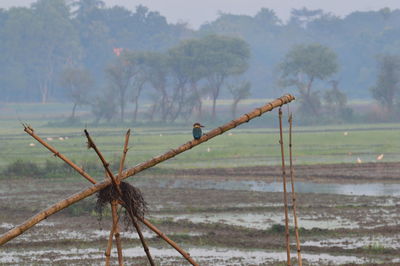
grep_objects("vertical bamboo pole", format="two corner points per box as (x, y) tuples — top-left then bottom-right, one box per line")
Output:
(112, 201), (124, 266)
(118, 129), (131, 183)
(288, 114), (302, 266)
(117, 129), (155, 266)
(105, 223), (114, 266)
(278, 108), (291, 266)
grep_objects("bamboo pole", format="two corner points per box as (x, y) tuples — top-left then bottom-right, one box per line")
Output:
(23, 125), (97, 185)
(0, 94), (295, 245)
(84, 129), (121, 194)
(112, 201), (124, 266)
(126, 210), (155, 266)
(118, 129), (131, 183)
(105, 201), (123, 266)
(288, 114), (302, 266)
(278, 108), (291, 266)
(139, 217), (199, 266)
(105, 222), (114, 266)
(110, 129), (130, 265)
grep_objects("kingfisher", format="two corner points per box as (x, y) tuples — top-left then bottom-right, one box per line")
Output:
(192, 122), (204, 140)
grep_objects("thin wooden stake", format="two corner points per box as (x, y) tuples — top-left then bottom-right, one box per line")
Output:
(0, 94), (295, 245)
(278, 108), (291, 266)
(288, 114), (302, 266)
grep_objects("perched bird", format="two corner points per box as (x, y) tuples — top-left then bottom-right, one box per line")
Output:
(192, 122), (205, 140)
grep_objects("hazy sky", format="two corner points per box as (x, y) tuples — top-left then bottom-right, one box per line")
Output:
(2, 0), (400, 28)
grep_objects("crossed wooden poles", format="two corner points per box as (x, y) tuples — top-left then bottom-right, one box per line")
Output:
(0, 94), (296, 265)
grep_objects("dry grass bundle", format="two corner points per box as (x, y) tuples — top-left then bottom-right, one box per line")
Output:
(95, 181), (147, 222)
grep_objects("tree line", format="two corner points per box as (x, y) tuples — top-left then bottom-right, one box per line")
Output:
(88, 34), (250, 123)
(1, 1), (400, 123)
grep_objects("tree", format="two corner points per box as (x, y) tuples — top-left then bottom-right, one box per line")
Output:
(124, 51), (149, 122)
(91, 88), (118, 124)
(168, 38), (207, 121)
(200, 35), (250, 120)
(59, 67), (93, 119)
(324, 80), (348, 117)
(370, 54), (400, 116)
(227, 81), (251, 118)
(31, 0), (80, 103)
(106, 52), (139, 122)
(279, 43), (338, 116)
(131, 51), (170, 122)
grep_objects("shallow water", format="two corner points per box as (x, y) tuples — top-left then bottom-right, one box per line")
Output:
(150, 179), (400, 197)
(0, 246), (370, 265)
(151, 212), (357, 230)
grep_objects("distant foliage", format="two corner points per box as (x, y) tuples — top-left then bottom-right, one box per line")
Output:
(370, 54), (400, 118)
(2, 2), (400, 123)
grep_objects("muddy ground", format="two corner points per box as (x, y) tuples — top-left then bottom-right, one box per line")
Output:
(0, 162), (399, 265)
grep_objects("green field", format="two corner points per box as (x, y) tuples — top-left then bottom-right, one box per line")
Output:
(1, 111), (399, 171)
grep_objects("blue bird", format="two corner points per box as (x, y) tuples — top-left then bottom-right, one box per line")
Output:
(192, 123), (204, 140)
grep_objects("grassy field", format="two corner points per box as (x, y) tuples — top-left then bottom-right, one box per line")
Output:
(1, 112), (400, 171)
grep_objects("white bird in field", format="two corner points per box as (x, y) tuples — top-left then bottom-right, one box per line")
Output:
(344, 132), (348, 136)
(46, 137), (53, 141)
(29, 143), (35, 147)
(207, 147), (211, 152)
(376, 154), (384, 160)
(58, 137), (64, 141)
(356, 157), (362, 164)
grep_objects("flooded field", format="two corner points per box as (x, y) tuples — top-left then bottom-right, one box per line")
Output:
(1, 162), (400, 265)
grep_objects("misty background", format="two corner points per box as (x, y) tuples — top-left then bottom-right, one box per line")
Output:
(1, 0), (400, 125)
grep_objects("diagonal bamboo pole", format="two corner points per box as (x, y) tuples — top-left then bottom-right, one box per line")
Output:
(278, 108), (291, 266)
(23, 125), (96, 185)
(85, 130), (155, 266)
(0, 94), (295, 246)
(288, 114), (302, 266)
(84, 129), (121, 194)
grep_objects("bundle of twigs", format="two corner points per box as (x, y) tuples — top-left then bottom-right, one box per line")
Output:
(95, 181), (147, 222)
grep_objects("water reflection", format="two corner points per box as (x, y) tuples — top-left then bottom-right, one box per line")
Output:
(152, 179), (400, 197)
